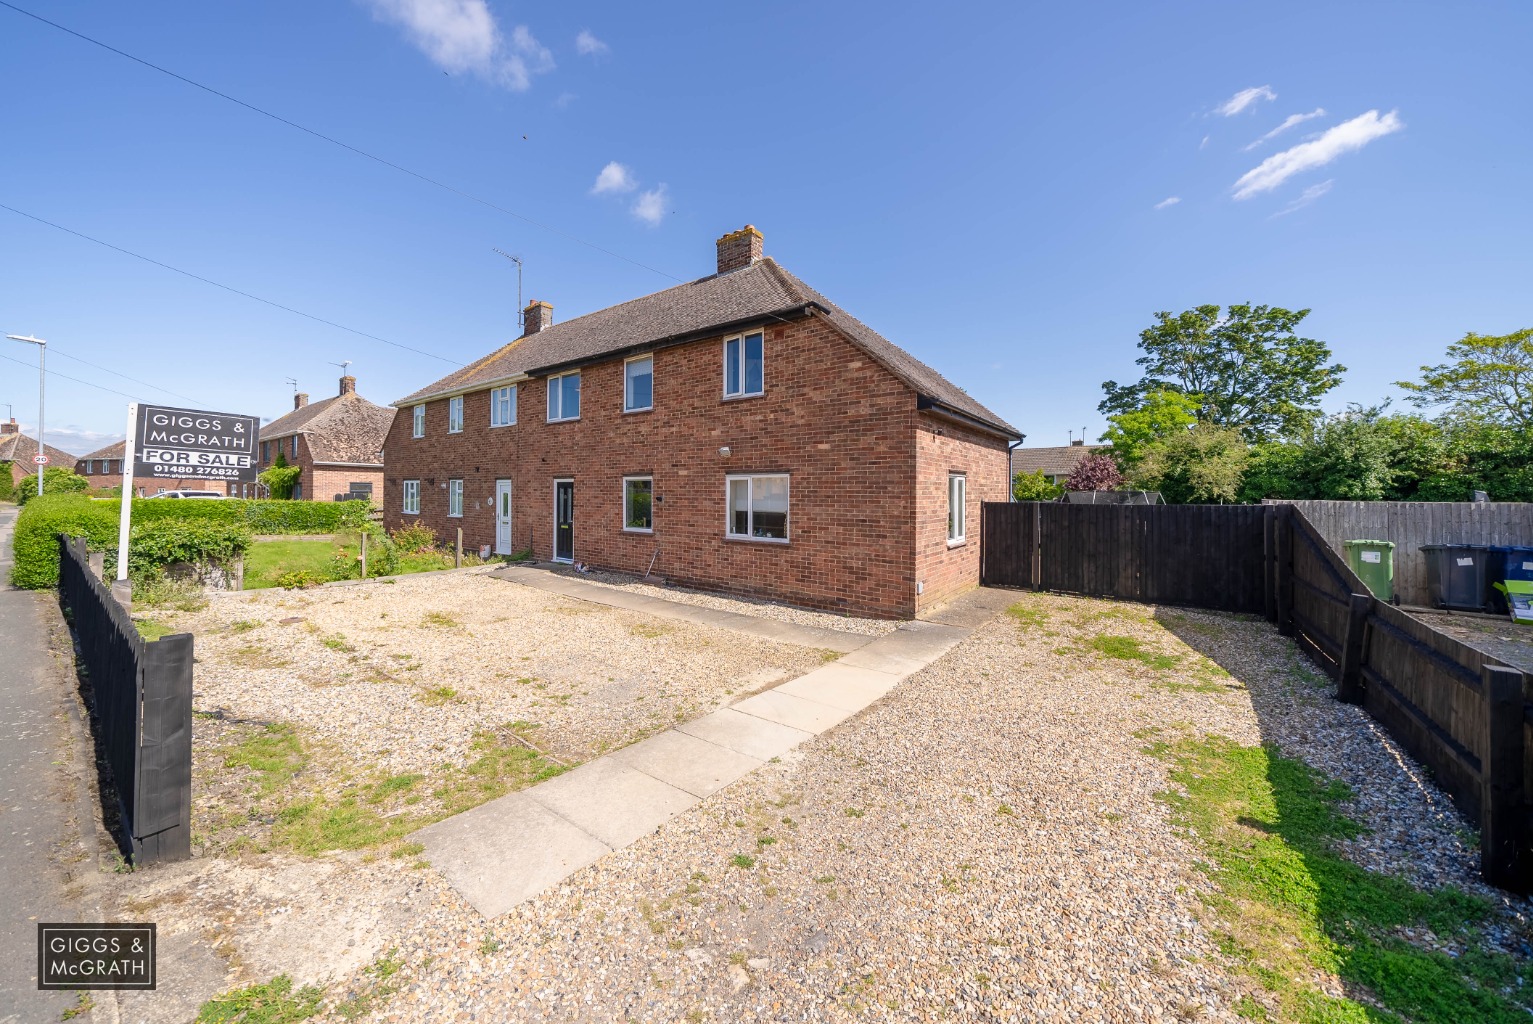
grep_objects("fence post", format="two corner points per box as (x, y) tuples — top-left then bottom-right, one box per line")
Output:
(1481, 664), (1529, 892)
(1275, 507), (1293, 636)
(1030, 501), (1042, 591)
(1336, 593), (1372, 704)
(133, 633), (194, 864)
(455, 527), (463, 568)
(1262, 506), (1276, 623)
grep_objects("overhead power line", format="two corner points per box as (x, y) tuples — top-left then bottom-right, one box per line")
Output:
(0, 1), (684, 284)
(1, 349), (143, 402)
(49, 347), (209, 405)
(0, 203), (462, 366)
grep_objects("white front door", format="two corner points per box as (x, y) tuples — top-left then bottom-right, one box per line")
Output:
(494, 479), (513, 555)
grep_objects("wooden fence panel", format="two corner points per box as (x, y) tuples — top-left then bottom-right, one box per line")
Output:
(980, 502), (1036, 588)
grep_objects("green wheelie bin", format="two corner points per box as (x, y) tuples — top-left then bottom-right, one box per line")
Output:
(1343, 539), (1396, 602)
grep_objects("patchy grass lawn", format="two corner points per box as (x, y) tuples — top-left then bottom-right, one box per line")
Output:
(243, 540), (336, 589)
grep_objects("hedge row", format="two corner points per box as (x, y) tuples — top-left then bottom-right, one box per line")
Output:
(9, 494), (371, 589)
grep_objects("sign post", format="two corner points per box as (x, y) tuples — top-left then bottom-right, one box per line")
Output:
(113, 403), (261, 606)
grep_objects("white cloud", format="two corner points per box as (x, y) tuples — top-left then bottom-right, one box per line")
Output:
(1242, 108), (1327, 151)
(591, 161), (637, 195)
(1154, 196), (1181, 210)
(553, 91), (577, 110)
(1273, 179), (1334, 217)
(1217, 85), (1277, 116)
(575, 30), (608, 56)
(1232, 109), (1402, 199)
(1199, 135), (1210, 150)
(632, 185), (669, 226)
(363, 0), (553, 89)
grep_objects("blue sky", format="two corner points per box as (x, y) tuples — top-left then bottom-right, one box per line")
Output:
(3, 1), (1530, 454)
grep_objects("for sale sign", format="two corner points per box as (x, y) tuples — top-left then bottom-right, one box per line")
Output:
(132, 404), (260, 483)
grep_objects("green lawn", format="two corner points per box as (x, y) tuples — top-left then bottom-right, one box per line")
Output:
(243, 538), (482, 589)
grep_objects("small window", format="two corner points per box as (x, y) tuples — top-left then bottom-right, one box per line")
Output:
(290, 435), (298, 459)
(723, 331), (764, 398)
(624, 477), (653, 532)
(412, 404), (425, 438)
(84, 460), (94, 475)
(448, 479), (464, 518)
(948, 473), (967, 545)
(725, 474), (788, 542)
(261, 440), (269, 462)
(490, 385), (517, 427)
(624, 356), (653, 413)
(448, 396), (464, 433)
(547, 372), (581, 421)
(402, 479), (420, 514)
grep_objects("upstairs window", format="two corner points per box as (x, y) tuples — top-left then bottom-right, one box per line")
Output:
(261, 440), (270, 462)
(723, 331), (764, 398)
(948, 473), (967, 545)
(726, 474), (788, 542)
(547, 372), (581, 421)
(84, 460), (94, 474)
(624, 356), (653, 413)
(412, 404), (425, 438)
(402, 479), (420, 514)
(490, 385), (517, 427)
(290, 435), (298, 459)
(448, 396), (464, 433)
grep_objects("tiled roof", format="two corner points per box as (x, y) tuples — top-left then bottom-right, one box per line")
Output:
(1011, 444), (1109, 477)
(78, 440), (126, 462)
(395, 259), (1019, 437)
(259, 392), (393, 465)
(0, 431), (78, 468)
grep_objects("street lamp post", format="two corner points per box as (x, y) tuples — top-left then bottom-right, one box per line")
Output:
(6, 334), (47, 497)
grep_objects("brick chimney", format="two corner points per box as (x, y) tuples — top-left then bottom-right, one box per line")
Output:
(1, 417), (17, 435)
(339, 375), (357, 396)
(716, 225), (763, 274)
(294, 392), (309, 410)
(522, 300), (553, 337)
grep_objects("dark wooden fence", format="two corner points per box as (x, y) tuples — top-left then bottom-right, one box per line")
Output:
(58, 536), (193, 865)
(981, 500), (1532, 892)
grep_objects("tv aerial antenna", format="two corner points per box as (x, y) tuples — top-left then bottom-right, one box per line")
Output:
(284, 377), (298, 394)
(330, 360), (353, 375)
(492, 248), (524, 330)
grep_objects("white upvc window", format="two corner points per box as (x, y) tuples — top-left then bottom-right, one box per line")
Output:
(623, 476), (653, 532)
(624, 355), (653, 413)
(547, 372), (581, 421)
(725, 473), (789, 542)
(448, 395), (464, 433)
(84, 460), (94, 474)
(290, 435), (298, 459)
(412, 404), (425, 438)
(402, 479), (420, 514)
(490, 385), (517, 427)
(948, 473), (967, 545)
(723, 330), (764, 398)
(448, 479), (464, 518)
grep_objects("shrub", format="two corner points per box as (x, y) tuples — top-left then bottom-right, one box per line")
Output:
(109, 498), (371, 535)
(122, 520), (252, 582)
(10, 494), (117, 589)
(390, 519), (436, 554)
(1064, 452), (1126, 492)
(328, 527), (399, 581)
(0, 464), (14, 503)
(1012, 469), (1063, 502)
(16, 467), (89, 507)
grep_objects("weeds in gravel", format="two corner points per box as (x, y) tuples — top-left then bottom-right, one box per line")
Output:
(223, 724), (307, 796)
(1006, 601), (1050, 628)
(230, 643), (291, 670)
(227, 619), (263, 633)
(1149, 734), (1532, 1023)
(194, 974), (324, 1023)
(417, 685), (458, 706)
(629, 622), (672, 638)
(134, 618), (173, 641)
(731, 854), (756, 869)
(321, 634), (353, 652)
(419, 611), (460, 628)
(1087, 635), (1181, 671)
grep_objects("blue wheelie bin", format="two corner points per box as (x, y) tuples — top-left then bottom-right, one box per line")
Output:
(1488, 546), (1533, 615)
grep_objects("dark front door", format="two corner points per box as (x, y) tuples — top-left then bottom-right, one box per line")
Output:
(555, 479), (574, 562)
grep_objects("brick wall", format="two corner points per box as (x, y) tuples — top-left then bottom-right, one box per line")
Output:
(385, 313), (1001, 618)
(256, 434), (380, 502)
(913, 415), (1010, 614)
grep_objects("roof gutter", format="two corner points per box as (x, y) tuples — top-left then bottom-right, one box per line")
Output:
(916, 395), (1023, 441)
(391, 372), (532, 409)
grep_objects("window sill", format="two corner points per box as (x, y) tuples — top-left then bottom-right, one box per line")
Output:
(947, 538), (967, 549)
(447, 514), (463, 519)
(623, 406), (653, 415)
(412, 434), (425, 440)
(489, 422), (516, 429)
(723, 535), (789, 546)
(721, 392), (764, 403)
(623, 527), (654, 535)
(547, 416), (581, 424)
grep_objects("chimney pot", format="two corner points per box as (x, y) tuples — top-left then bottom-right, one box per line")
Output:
(522, 300), (553, 337)
(0, 418), (17, 436)
(715, 224), (763, 274)
(294, 392), (310, 410)
(339, 375), (357, 396)
(1070, 439), (1084, 446)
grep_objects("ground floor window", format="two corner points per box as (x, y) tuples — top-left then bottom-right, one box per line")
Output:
(948, 473), (966, 544)
(448, 479), (463, 517)
(402, 479), (420, 514)
(624, 476), (653, 532)
(726, 474), (788, 542)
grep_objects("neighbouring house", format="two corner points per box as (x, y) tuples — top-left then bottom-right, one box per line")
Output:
(257, 376), (393, 501)
(0, 417), (77, 495)
(75, 440), (232, 497)
(384, 225), (1021, 619)
(1011, 440), (1110, 486)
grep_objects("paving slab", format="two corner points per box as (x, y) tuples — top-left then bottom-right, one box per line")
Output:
(525, 758), (698, 849)
(609, 730), (764, 798)
(676, 707), (814, 761)
(414, 793), (611, 918)
(775, 662), (902, 711)
(732, 688), (856, 733)
(921, 585), (1021, 628)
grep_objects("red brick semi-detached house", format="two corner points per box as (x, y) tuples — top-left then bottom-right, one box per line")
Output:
(384, 226), (1021, 619)
(257, 376), (393, 501)
(75, 440), (231, 496)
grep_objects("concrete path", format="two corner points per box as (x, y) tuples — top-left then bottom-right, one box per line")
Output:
(414, 590), (1001, 918)
(488, 564), (875, 654)
(0, 505), (108, 1022)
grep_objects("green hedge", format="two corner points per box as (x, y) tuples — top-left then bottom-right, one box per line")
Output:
(9, 495), (371, 589)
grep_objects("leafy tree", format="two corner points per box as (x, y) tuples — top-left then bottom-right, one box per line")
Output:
(1064, 452), (1125, 491)
(1012, 469), (1063, 502)
(1100, 304), (1345, 441)
(1101, 388), (1199, 468)
(1398, 327), (1533, 429)
(1131, 422), (1249, 503)
(258, 451), (302, 500)
(1413, 419), (1533, 502)
(1238, 407), (1445, 502)
(16, 466), (90, 506)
